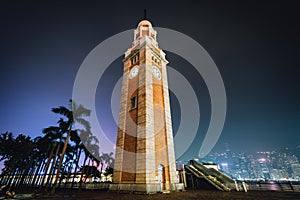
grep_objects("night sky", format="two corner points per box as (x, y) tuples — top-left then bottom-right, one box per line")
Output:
(0, 0), (299, 161)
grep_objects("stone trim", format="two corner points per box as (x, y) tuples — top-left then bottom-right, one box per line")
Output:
(109, 183), (184, 193)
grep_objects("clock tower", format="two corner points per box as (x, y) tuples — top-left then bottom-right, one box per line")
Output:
(110, 20), (182, 193)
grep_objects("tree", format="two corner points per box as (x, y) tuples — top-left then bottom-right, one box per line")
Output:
(70, 130), (84, 188)
(78, 129), (100, 188)
(0, 133), (35, 190)
(41, 126), (63, 191)
(30, 136), (51, 189)
(50, 100), (91, 194)
(0, 100), (100, 194)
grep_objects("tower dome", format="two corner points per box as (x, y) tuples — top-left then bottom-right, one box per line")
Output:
(138, 20), (152, 28)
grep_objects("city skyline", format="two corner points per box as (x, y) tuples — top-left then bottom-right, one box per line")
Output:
(202, 144), (300, 181)
(0, 1), (299, 162)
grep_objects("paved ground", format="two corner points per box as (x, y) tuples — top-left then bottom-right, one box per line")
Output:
(32, 190), (300, 200)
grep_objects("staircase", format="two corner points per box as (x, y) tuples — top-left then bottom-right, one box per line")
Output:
(185, 159), (239, 191)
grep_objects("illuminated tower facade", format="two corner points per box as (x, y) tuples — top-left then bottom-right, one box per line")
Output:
(110, 20), (181, 193)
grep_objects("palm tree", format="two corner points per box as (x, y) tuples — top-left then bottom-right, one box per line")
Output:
(0, 133), (36, 192)
(70, 130), (83, 188)
(63, 142), (78, 188)
(31, 136), (50, 189)
(57, 142), (74, 189)
(0, 132), (14, 185)
(0, 100), (99, 194)
(78, 129), (100, 188)
(14, 135), (35, 190)
(42, 125), (66, 192)
(50, 100), (91, 194)
(38, 143), (56, 191)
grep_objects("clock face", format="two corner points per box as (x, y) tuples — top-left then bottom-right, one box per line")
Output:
(152, 66), (161, 80)
(129, 66), (139, 79)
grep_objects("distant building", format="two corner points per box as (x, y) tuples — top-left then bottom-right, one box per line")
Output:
(199, 147), (300, 181)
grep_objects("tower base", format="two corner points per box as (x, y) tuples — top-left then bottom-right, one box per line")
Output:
(109, 183), (184, 193)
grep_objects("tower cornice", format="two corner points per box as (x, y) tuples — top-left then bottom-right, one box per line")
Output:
(123, 42), (168, 64)
(122, 49), (139, 63)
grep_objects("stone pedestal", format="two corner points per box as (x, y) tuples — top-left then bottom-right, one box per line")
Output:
(109, 183), (184, 193)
